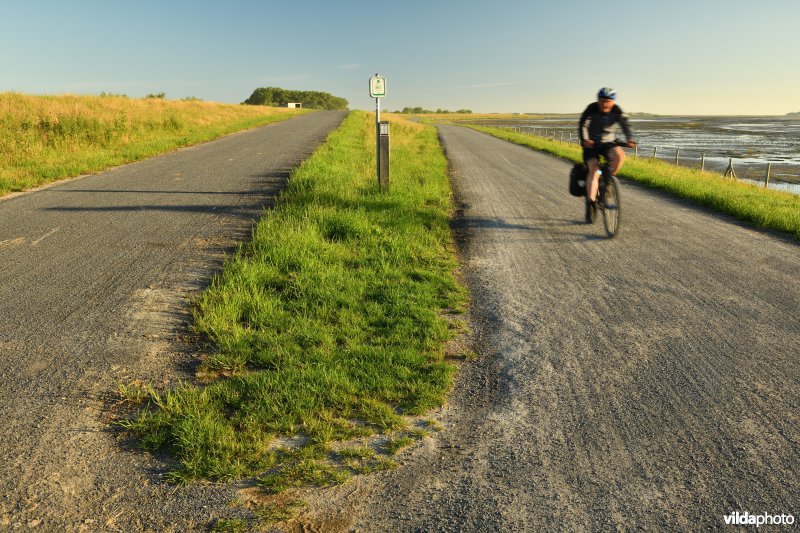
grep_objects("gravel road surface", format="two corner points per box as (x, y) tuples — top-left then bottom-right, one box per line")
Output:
(0, 110), (345, 530)
(296, 125), (799, 531)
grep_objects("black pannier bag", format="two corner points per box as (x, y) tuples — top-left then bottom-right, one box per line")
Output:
(569, 163), (587, 197)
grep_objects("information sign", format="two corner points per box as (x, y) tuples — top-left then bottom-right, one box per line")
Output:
(369, 75), (386, 98)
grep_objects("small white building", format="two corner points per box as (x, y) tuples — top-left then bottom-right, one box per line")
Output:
(286, 103), (302, 108)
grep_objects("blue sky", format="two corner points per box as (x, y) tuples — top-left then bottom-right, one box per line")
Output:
(1, 0), (798, 115)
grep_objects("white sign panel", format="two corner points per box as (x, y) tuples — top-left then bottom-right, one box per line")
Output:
(369, 75), (386, 98)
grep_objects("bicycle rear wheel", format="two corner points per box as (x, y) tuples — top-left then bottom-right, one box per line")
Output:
(602, 175), (621, 238)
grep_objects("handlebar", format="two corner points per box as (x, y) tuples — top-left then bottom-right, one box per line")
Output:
(580, 139), (637, 149)
(598, 139), (637, 149)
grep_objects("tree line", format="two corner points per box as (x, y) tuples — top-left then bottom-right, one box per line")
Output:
(243, 87), (348, 110)
(394, 107), (473, 114)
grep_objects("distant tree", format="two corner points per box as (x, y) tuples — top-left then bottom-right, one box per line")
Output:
(243, 87), (348, 110)
(398, 107), (471, 114)
(145, 92), (166, 99)
(400, 106), (431, 114)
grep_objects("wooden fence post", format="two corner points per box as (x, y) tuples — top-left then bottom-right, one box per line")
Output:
(701, 152), (706, 171)
(723, 158), (737, 179)
(653, 147), (658, 159)
(765, 163), (772, 188)
(675, 148), (680, 166)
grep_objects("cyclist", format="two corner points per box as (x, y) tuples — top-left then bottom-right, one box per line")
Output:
(578, 87), (636, 223)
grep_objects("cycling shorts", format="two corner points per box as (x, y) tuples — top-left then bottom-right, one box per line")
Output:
(582, 145), (614, 164)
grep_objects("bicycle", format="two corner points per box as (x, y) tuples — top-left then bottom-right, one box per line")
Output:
(584, 140), (629, 238)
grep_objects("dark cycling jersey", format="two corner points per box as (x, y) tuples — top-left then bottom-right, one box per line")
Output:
(578, 102), (632, 145)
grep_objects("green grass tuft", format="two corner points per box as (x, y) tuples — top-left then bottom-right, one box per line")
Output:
(383, 436), (416, 455)
(253, 498), (306, 523)
(211, 518), (249, 532)
(119, 111), (468, 491)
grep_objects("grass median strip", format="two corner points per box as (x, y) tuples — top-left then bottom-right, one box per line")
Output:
(0, 92), (306, 196)
(119, 111), (467, 494)
(465, 124), (800, 239)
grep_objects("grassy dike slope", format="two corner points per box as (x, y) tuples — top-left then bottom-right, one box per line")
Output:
(465, 125), (800, 239)
(0, 93), (306, 196)
(120, 112), (467, 495)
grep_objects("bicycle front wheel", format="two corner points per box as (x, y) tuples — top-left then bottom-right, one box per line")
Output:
(602, 175), (621, 238)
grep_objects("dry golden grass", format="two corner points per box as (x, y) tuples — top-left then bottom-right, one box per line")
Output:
(0, 92), (306, 196)
(365, 113), (426, 150)
(0, 92), (298, 125)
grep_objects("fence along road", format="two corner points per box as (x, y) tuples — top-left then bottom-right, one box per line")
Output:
(301, 124), (799, 531)
(0, 110), (346, 529)
(500, 124), (800, 194)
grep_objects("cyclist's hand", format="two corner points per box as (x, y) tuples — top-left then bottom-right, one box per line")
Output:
(582, 140), (595, 148)
(626, 140), (637, 148)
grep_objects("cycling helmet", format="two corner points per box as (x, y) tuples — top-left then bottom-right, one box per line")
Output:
(598, 87), (617, 100)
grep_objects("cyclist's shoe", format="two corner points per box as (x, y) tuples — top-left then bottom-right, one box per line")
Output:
(585, 199), (597, 224)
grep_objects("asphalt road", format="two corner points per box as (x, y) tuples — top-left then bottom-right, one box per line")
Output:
(0, 110), (346, 530)
(298, 125), (799, 531)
